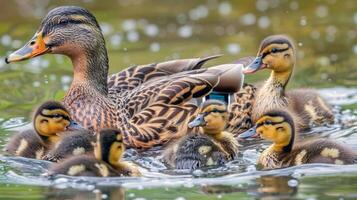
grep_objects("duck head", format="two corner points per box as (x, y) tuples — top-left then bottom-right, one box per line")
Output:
(34, 101), (82, 139)
(239, 110), (295, 152)
(188, 99), (228, 136)
(5, 6), (108, 93)
(94, 129), (125, 165)
(244, 35), (296, 75)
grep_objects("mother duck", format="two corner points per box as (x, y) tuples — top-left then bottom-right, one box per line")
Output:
(5, 6), (245, 148)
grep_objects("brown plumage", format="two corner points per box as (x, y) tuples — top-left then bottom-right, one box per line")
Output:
(4, 101), (81, 159)
(43, 129), (95, 162)
(239, 110), (357, 170)
(49, 129), (141, 177)
(6, 6), (247, 149)
(242, 35), (334, 130)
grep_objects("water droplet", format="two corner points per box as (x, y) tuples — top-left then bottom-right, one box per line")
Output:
(99, 23), (113, 36)
(122, 19), (137, 31)
(127, 30), (140, 42)
(353, 45), (357, 55)
(241, 13), (256, 25)
(110, 34), (122, 48)
(258, 16), (270, 29)
(218, 2), (232, 15)
(178, 25), (193, 38)
(144, 24), (159, 37)
(256, 0), (269, 11)
(226, 43), (241, 55)
(300, 16), (307, 26)
(150, 42), (160, 52)
(298, 42), (303, 47)
(288, 179), (299, 187)
(1, 35), (12, 46)
(316, 5), (328, 18)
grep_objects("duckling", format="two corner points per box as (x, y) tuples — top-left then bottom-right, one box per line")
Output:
(243, 35), (334, 130)
(49, 129), (141, 177)
(239, 110), (357, 169)
(42, 129), (95, 162)
(164, 100), (239, 170)
(5, 101), (81, 159)
(5, 6), (246, 149)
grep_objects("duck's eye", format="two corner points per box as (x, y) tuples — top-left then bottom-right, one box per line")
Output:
(271, 48), (278, 53)
(53, 114), (61, 118)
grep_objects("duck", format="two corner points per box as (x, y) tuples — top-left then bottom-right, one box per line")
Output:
(5, 101), (82, 159)
(49, 129), (141, 177)
(5, 6), (247, 149)
(238, 110), (357, 169)
(241, 35), (334, 130)
(42, 129), (95, 162)
(163, 99), (239, 170)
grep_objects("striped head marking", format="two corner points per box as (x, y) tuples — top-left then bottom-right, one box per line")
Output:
(244, 35), (295, 74)
(34, 101), (73, 137)
(94, 129), (125, 165)
(188, 100), (228, 135)
(240, 110), (295, 152)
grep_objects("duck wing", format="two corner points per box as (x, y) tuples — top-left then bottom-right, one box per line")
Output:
(122, 67), (223, 118)
(107, 55), (220, 98)
(124, 103), (198, 149)
(226, 83), (257, 135)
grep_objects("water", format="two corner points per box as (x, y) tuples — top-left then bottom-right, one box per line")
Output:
(0, 0), (357, 199)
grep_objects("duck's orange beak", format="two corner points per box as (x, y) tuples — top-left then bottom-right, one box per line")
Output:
(5, 32), (49, 63)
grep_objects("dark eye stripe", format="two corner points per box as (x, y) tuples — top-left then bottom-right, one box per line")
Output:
(41, 113), (70, 121)
(257, 121), (282, 127)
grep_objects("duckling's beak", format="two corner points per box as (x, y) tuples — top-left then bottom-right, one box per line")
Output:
(238, 126), (258, 139)
(188, 114), (206, 128)
(243, 55), (264, 74)
(67, 120), (83, 131)
(5, 32), (49, 63)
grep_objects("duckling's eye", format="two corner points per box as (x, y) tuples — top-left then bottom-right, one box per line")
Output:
(264, 120), (273, 125)
(271, 48), (278, 53)
(52, 114), (62, 118)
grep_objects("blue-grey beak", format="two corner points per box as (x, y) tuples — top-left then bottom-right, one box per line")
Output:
(67, 120), (83, 131)
(188, 114), (206, 128)
(243, 55), (263, 74)
(238, 126), (257, 139)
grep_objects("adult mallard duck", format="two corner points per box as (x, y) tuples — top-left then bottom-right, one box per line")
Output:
(5, 101), (81, 159)
(239, 110), (357, 169)
(242, 35), (334, 130)
(164, 100), (239, 170)
(6, 6), (246, 149)
(49, 129), (141, 177)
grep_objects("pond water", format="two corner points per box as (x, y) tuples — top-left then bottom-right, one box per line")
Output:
(0, 0), (357, 199)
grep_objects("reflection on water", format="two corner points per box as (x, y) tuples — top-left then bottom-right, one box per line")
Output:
(0, 0), (357, 199)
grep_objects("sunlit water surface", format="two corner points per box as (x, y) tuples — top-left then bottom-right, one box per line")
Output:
(1, 0), (357, 199)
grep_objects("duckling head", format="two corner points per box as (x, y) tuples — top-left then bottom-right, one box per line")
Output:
(239, 110), (295, 152)
(34, 101), (81, 138)
(244, 35), (296, 75)
(94, 129), (125, 165)
(188, 100), (228, 136)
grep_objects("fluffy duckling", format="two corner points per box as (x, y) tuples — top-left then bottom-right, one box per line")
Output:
(42, 129), (95, 162)
(49, 129), (141, 177)
(239, 110), (357, 169)
(164, 100), (239, 170)
(5, 101), (81, 159)
(244, 35), (334, 130)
